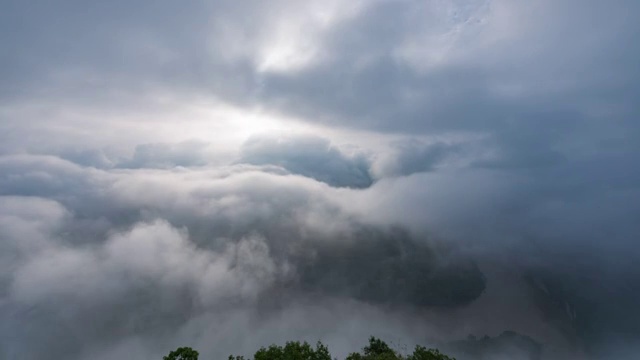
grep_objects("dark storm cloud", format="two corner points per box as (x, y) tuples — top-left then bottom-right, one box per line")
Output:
(371, 140), (462, 178)
(352, 166), (640, 358)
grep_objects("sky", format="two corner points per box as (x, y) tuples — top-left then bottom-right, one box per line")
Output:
(1, 0), (639, 359)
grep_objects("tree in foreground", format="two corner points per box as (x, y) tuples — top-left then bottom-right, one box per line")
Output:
(165, 336), (454, 360)
(346, 337), (455, 360)
(163, 347), (199, 360)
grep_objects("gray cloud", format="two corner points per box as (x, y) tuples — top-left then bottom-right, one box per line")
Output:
(0, 155), (491, 359)
(0, 152), (625, 359)
(1, 0), (639, 359)
(238, 135), (373, 188)
(117, 141), (213, 169)
(371, 140), (462, 178)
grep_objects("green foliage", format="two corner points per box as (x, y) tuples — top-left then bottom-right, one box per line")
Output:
(364, 337), (395, 357)
(347, 337), (399, 360)
(346, 337), (455, 360)
(249, 341), (331, 360)
(167, 337), (454, 360)
(406, 346), (455, 360)
(163, 346), (199, 360)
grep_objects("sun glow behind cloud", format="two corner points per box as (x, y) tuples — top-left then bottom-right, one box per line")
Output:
(256, 0), (366, 73)
(0, 92), (321, 164)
